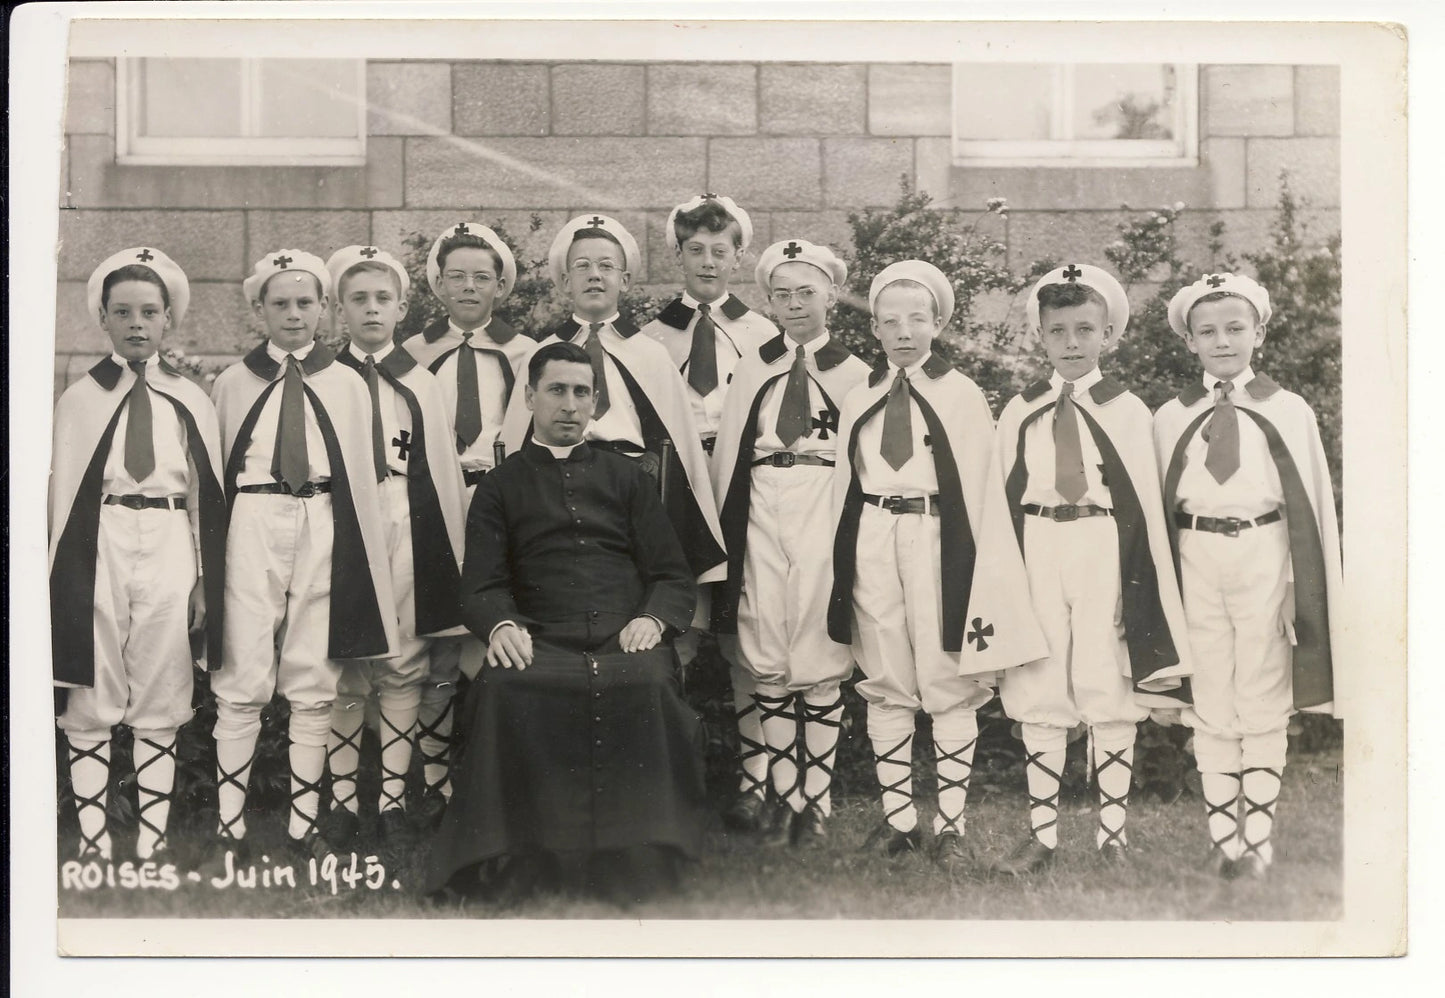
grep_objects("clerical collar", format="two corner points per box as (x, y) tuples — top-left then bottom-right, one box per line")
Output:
(450, 317), (492, 340)
(1204, 366), (1253, 392)
(538, 440), (583, 460)
(110, 352), (159, 371)
(786, 331), (831, 356)
(267, 339), (317, 364)
(681, 290), (725, 311)
(348, 340), (395, 364)
(571, 314), (621, 339)
(1050, 365), (1102, 394)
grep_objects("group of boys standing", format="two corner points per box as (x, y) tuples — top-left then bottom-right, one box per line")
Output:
(50, 188), (1342, 900)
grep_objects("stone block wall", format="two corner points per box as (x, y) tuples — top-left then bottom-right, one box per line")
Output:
(57, 59), (1338, 389)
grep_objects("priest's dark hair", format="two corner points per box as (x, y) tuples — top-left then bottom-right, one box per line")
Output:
(437, 231), (504, 277)
(101, 264), (169, 311)
(528, 340), (594, 388)
(1036, 281), (1106, 315)
(674, 200), (742, 248)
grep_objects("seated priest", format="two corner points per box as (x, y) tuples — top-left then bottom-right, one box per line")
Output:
(425, 340), (706, 907)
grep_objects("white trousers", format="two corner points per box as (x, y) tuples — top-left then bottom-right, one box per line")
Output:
(1000, 516), (1146, 728)
(337, 477), (430, 699)
(1178, 521), (1293, 772)
(58, 505), (196, 740)
(852, 506), (993, 719)
(213, 492), (341, 737)
(738, 465), (853, 695)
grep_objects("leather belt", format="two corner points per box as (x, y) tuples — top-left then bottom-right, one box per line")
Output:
(236, 481), (333, 498)
(1023, 502), (1114, 522)
(862, 493), (940, 516)
(103, 494), (186, 511)
(1175, 509), (1282, 537)
(752, 452), (835, 468)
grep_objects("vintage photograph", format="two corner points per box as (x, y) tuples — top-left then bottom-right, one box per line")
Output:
(8, 5), (1409, 966)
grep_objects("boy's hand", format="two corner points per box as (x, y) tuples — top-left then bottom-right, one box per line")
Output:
(486, 623), (533, 670)
(188, 580), (206, 634)
(619, 616), (663, 653)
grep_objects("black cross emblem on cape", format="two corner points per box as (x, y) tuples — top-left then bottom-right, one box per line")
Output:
(588, 216), (606, 228)
(274, 255), (293, 269)
(136, 249), (155, 263)
(811, 409), (835, 440)
(1062, 264), (1082, 281)
(1207, 275), (1226, 288)
(392, 430), (412, 460)
(453, 223), (470, 236)
(783, 241), (803, 259)
(360, 247), (378, 258)
(967, 617), (994, 651)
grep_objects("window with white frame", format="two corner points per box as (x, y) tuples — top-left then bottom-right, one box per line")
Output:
(116, 58), (366, 166)
(952, 64), (1198, 167)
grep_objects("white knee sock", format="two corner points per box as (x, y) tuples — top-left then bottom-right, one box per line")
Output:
(1020, 734), (1065, 849)
(799, 693), (845, 817)
(416, 687), (455, 799)
(327, 696), (366, 816)
(1093, 739), (1135, 848)
(132, 730), (178, 860)
(377, 695), (419, 814)
(214, 733), (257, 841)
(753, 690), (801, 810)
(67, 736), (112, 860)
(1201, 771), (1243, 860)
(870, 733), (917, 832)
(734, 691), (768, 797)
(1241, 766), (1283, 866)
(934, 737), (977, 837)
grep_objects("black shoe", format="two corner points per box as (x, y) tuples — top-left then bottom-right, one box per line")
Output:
(413, 788), (449, 832)
(1097, 840), (1131, 866)
(1231, 852), (1270, 881)
(760, 797), (795, 848)
(931, 830), (970, 871)
(991, 837), (1056, 876)
(321, 808), (361, 854)
(376, 807), (413, 866)
(859, 821), (922, 858)
(194, 833), (251, 884)
(790, 802), (828, 848)
(722, 791), (766, 832)
(288, 826), (334, 866)
(1203, 846), (1236, 879)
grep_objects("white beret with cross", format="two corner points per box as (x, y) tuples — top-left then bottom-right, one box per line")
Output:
(243, 249), (332, 305)
(1167, 272), (1273, 338)
(1026, 262), (1131, 347)
(325, 244), (410, 301)
(547, 213), (641, 290)
(426, 220), (517, 302)
(869, 259), (955, 328)
(88, 246), (191, 330)
(664, 193), (754, 253)
(755, 237), (848, 290)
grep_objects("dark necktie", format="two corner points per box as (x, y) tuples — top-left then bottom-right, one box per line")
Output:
(776, 345), (812, 447)
(1204, 380), (1240, 484)
(362, 355), (388, 483)
(1054, 381), (1087, 503)
(455, 332), (482, 453)
(687, 302), (719, 397)
(583, 322), (611, 418)
(880, 368), (914, 471)
(124, 360), (155, 482)
(272, 355), (310, 493)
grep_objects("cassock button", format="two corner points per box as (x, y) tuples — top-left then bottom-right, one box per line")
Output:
(595, 739), (603, 747)
(593, 715), (602, 723)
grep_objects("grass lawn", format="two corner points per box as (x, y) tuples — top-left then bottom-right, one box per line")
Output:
(57, 750), (1340, 922)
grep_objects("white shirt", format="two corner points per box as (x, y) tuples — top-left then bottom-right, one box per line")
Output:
(669, 293), (775, 439)
(1175, 366), (1284, 519)
(436, 319), (514, 472)
(1020, 366), (1112, 508)
(348, 341), (409, 476)
(856, 358), (939, 496)
(754, 332), (840, 461)
(235, 339), (332, 487)
(101, 352), (191, 499)
(570, 315), (645, 451)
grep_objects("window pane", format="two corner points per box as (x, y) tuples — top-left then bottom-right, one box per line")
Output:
(1072, 64), (1176, 140)
(142, 58), (243, 137)
(955, 64), (1054, 140)
(256, 59), (359, 138)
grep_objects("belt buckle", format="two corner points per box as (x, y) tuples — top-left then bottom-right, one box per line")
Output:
(293, 482), (316, 499)
(122, 495), (145, 511)
(1222, 516), (1243, 537)
(774, 452), (796, 468)
(883, 495), (903, 512)
(1053, 504), (1079, 522)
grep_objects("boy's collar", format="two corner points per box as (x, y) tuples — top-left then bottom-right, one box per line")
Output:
(1178, 369), (1281, 406)
(90, 352), (181, 390)
(559, 314), (640, 340)
(758, 330), (851, 371)
(1020, 368), (1126, 405)
(337, 340), (416, 377)
(1049, 366), (1103, 394)
(659, 293), (750, 329)
(867, 347), (950, 388)
(1204, 365), (1254, 392)
(347, 340), (395, 364)
(244, 339), (336, 380)
(448, 316), (491, 339)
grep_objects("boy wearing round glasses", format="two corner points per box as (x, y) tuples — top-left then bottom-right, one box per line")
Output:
(710, 238), (870, 848)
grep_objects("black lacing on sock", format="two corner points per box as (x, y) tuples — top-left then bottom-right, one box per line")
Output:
(326, 720), (363, 813)
(934, 737), (977, 836)
(753, 691), (800, 802)
(1239, 766), (1281, 861)
(1025, 750), (1062, 840)
(215, 753), (252, 841)
(874, 734), (915, 826)
(289, 768), (325, 840)
(377, 709), (414, 814)
(734, 701), (768, 798)
(1094, 747), (1135, 849)
(416, 698), (454, 795)
(798, 696), (844, 812)
(133, 736), (177, 855)
(68, 741), (110, 858)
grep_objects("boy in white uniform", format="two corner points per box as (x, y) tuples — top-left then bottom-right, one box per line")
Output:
(640, 194), (777, 830)
(710, 238), (871, 847)
(404, 222), (534, 828)
(829, 261), (1047, 866)
(1155, 273), (1343, 879)
(982, 264), (1191, 875)
(50, 247), (226, 863)
(320, 245), (468, 856)
(207, 249), (398, 866)
(500, 213), (727, 586)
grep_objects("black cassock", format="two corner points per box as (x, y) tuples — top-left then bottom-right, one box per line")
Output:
(425, 440), (705, 901)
